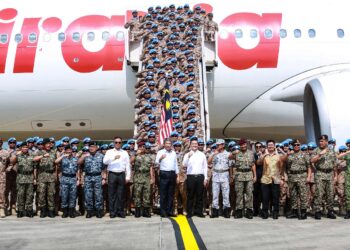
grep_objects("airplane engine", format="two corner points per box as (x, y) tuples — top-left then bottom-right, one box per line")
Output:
(304, 72), (350, 146)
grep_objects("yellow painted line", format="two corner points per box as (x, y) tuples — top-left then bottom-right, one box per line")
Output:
(172, 215), (199, 250)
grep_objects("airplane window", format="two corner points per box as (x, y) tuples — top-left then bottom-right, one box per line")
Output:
(235, 29), (243, 38)
(102, 31), (110, 41)
(14, 34), (22, 43)
(264, 29), (273, 39)
(72, 32), (80, 42)
(0, 34), (8, 44)
(58, 32), (66, 42)
(337, 29), (345, 38)
(280, 29), (287, 38)
(87, 32), (95, 42)
(250, 29), (258, 38)
(294, 29), (302, 38)
(308, 29), (316, 38)
(28, 33), (37, 43)
(116, 31), (125, 41)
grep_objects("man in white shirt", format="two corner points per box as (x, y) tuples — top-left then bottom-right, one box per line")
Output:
(183, 139), (208, 217)
(155, 138), (179, 217)
(103, 137), (131, 218)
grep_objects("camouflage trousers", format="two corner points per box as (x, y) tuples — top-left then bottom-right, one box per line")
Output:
(60, 176), (77, 209)
(345, 174), (350, 210)
(134, 180), (151, 208)
(0, 180), (5, 209)
(16, 183), (34, 211)
(288, 178), (308, 210)
(334, 180), (345, 209)
(212, 172), (230, 209)
(307, 182), (316, 210)
(37, 181), (56, 210)
(174, 181), (187, 212)
(235, 180), (253, 210)
(314, 178), (334, 212)
(84, 175), (103, 210)
(5, 170), (17, 209)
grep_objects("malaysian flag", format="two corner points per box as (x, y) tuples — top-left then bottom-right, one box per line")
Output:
(158, 79), (173, 145)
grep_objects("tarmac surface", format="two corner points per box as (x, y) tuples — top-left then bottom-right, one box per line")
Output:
(0, 214), (350, 250)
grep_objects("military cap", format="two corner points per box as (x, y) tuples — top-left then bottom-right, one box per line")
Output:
(190, 118), (197, 123)
(149, 97), (157, 102)
(70, 138), (80, 144)
(147, 44), (155, 50)
(64, 145), (72, 150)
(122, 144), (130, 150)
(61, 136), (70, 142)
(151, 24), (158, 29)
(148, 6), (153, 11)
(174, 123), (183, 128)
(83, 137), (91, 144)
(150, 124), (158, 129)
(233, 145), (241, 150)
(147, 114), (156, 120)
(144, 120), (151, 126)
(146, 64), (154, 69)
(36, 138), (43, 145)
(206, 139), (214, 145)
(188, 43), (195, 48)
(157, 15), (163, 20)
(238, 138), (247, 145)
(184, 50), (192, 55)
(185, 81), (194, 87)
(170, 58), (177, 63)
(163, 17), (170, 22)
(166, 41), (174, 46)
(26, 137), (34, 143)
(187, 125), (196, 131)
(143, 89), (151, 95)
(147, 72), (154, 77)
(108, 143), (114, 149)
(190, 135), (198, 141)
(72, 146), (78, 152)
(187, 56), (194, 61)
(179, 23), (186, 28)
(82, 146), (89, 152)
(329, 138), (336, 144)
(188, 10), (194, 14)
(170, 131), (179, 137)
(173, 88), (180, 93)
(100, 144), (108, 150)
(198, 138), (204, 144)
(180, 43), (186, 47)
(195, 5), (201, 10)
(300, 144), (307, 151)
(147, 132), (156, 137)
(307, 142), (317, 148)
(318, 135), (328, 141)
(42, 138), (51, 145)
(171, 97), (179, 102)
(281, 140), (289, 147)
(153, 58), (161, 63)
(156, 5), (161, 9)
(188, 104), (196, 110)
(172, 113), (180, 120)
(145, 76), (153, 80)
(187, 64), (194, 68)
(33, 136), (39, 142)
(166, 61), (172, 65)
(145, 142), (152, 148)
(200, 9), (206, 13)
(339, 145), (347, 152)
(192, 27), (199, 31)
(171, 105), (179, 110)
(49, 137), (55, 142)
(194, 17), (201, 21)
(208, 12), (213, 16)
(186, 96), (195, 102)
(148, 81), (156, 86)
(184, 3), (190, 8)
(177, 5), (183, 9)
(211, 143), (217, 149)
(216, 139), (225, 145)
(187, 18), (194, 23)
(157, 31), (164, 36)
(188, 72), (195, 77)
(149, 49), (157, 54)
(190, 36), (198, 41)
(144, 103), (152, 109)
(173, 141), (182, 146)
(89, 141), (97, 146)
(228, 141), (236, 147)
(17, 141), (25, 148)
(176, 16), (182, 20)
(127, 139), (135, 145)
(187, 109), (196, 115)
(169, 50), (176, 55)
(276, 143), (283, 148)
(346, 139), (350, 144)
(8, 137), (16, 143)
(132, 10), (138, 14)
(169, 4), (175, 8)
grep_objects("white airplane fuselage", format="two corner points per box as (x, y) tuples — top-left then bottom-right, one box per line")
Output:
(0, 0), (349, 142)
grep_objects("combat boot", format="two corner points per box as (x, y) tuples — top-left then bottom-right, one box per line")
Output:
(327, 210), (336, 219)
(314, 211), (322, 220)
(17, 211), (24, 218)
(286, 209), (298, 219)
(62, 208), (69, 218)
(86, 210), (93, 218)
(299, 209), (307, 220)
(48, 210), (55, 218)
(245, 209), (253, 219)
(40, 208), (47, 218)
(69, 208), (76, 218)
(234, 209), (243, 219)
(344, 210), (350, 219)
(96, 210), (103, 218)
(143, 208), (151, 218)
(223, 208), (230, 218)
(26, 210), (34, 218)
(210, 208), (218, 218)
(272, 211), (279, 219)
(261, 210), (269, 219)
(135, 207), (141, 218)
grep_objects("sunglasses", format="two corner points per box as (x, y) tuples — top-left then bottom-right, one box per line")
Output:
(114, 141), (122, 144)
(256, 145), (262, 148)
(293, 143), (301, 146)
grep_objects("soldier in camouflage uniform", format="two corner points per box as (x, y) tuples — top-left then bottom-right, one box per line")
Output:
(33, 138), (57, 218)
(311, 135), (337, 219)
(337, 143), (350, 219)
(55, 145), (79, 218)
(283, 139), (311, 220)
(11, 142), (36, 218)
(233, 139), (256, 219)
(133, 142), (155, 218)
(0, 138), (10, 218)
(124, 10), (142, 41)
(173, 141), (187, 216)
(6, 137), (18, 216)
(335, 147), (346, 216)
(78, 141), (106, 218)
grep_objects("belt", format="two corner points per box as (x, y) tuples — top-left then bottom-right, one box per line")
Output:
(109, 171), (125, 175)
(213, 169), (229, 173)
(85, 173), (101, 177)
(18, 170), (33, 175)
(188, 174), (204, 178)
(41, 170), (54, 174)
(317, 169), (333, 173)
(236, 169), (251, 173)
(160, 170), (175, 173)
(289, 170), (306, 175)
(62, 173), (76, 178)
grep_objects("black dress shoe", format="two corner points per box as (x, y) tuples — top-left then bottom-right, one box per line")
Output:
(142, 208), (151, 218)
(315, 211), (322, 220)
(327, 210), (336, 219)
(26, 210), (34, 218)
(48, 210), (55, 218)
(69, 208), (76, 218)
(86, 211), (93, 218)
(272, 211), (278, 220)
(195, 213), (205, 218)
(168, 213), (177, 217)
(62, 208), (69, 218)
(109, 213), (116, 218)
(135, 207), (141, 218)
(40, 208), (47, 218)
(17, 211), (24, 218)
(118, 212), (126, 218)
(344, 211), (350, 219)
(96, 210), (104, 218)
